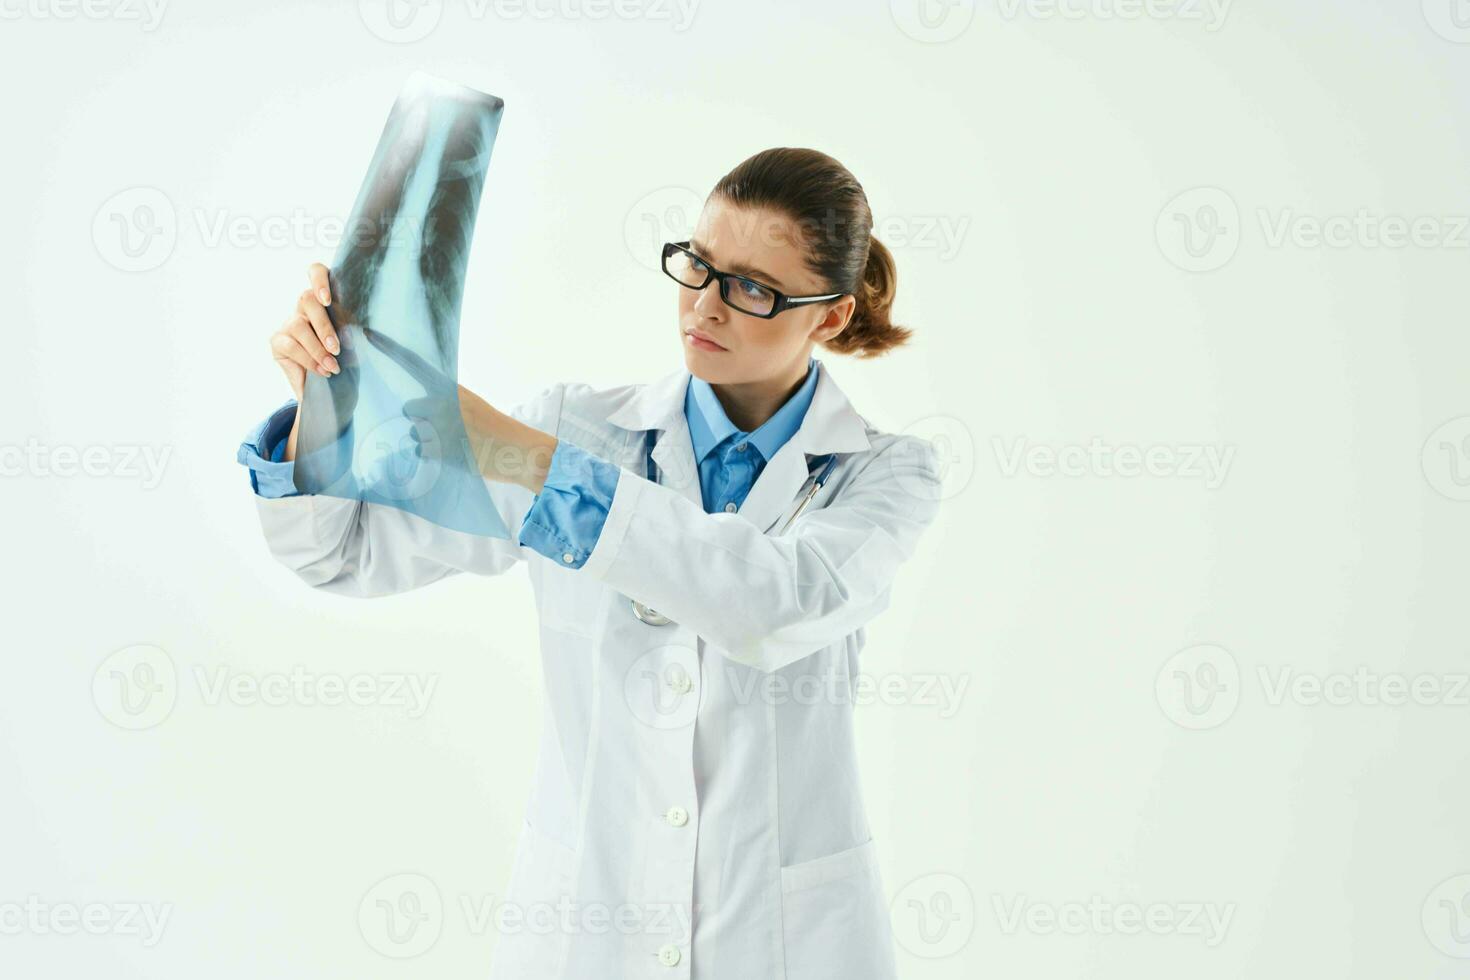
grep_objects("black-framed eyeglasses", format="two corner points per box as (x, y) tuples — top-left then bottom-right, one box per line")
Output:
(661, 241), (845, 319)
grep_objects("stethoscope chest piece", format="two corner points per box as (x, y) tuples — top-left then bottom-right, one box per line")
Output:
(631, 599), (673, 627)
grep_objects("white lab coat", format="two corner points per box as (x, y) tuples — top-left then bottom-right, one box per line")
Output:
(253, 359), (942, 979)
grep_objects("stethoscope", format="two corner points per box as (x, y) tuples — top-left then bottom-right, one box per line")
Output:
(628, 430), (841, 628)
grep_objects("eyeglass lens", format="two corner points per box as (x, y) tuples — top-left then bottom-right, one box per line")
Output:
(665, 246), (777, 316)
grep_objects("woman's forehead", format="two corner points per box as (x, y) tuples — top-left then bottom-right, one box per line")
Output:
(693, 202), (816, 289)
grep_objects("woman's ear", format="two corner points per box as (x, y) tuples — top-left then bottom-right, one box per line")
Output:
(810, 296), (856, 343)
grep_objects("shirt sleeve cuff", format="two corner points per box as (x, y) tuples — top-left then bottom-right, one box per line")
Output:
(516, 439), (621, 569)
(235, 400), (301, 499)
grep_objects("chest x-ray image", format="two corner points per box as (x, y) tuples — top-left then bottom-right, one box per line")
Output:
(292, 72), (509, 538)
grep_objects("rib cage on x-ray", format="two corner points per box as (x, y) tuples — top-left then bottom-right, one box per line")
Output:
(292, 73), (510, 538)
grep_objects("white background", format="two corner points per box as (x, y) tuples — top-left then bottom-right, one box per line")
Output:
(3, 0), (1470, 977)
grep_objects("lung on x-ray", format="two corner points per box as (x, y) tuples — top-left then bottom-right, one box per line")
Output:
(292, 72), (510, 538)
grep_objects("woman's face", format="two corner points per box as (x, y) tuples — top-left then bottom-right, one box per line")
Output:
(676, 198), (855, 385)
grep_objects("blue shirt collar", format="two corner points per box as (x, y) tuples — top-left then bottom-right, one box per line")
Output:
(685, 356), (819, 464)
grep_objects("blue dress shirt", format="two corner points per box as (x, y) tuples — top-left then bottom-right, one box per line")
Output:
(683, 355), (819, 516)
(237, 357), (820, 569)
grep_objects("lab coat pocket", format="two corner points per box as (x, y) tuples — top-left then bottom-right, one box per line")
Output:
(779, 838), (897, 980)
(489, 819), (579, 980)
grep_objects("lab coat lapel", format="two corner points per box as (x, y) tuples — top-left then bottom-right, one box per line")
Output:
(733, 438), (811, 533)
(604, 359), (872, 531)
(731, 360), (872, 534)
(649, 419), (703, 507)
(606, 366), (703, 508)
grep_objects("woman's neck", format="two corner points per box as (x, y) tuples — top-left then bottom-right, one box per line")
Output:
(709, 358), (811, 433)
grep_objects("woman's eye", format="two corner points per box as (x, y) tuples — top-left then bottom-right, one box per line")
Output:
(738, 279), (765, 298)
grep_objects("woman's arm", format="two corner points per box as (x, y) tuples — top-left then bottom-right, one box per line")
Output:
(242, 262), (577, 597)
(461, 387), (944, 673)
(240, 384), (566, 597)
(575, 437), (942, 672)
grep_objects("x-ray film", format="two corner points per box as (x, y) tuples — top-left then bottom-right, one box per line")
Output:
(293, 73), (509, 538)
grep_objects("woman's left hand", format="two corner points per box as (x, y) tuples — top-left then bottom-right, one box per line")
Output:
(454, 385), (559, 495)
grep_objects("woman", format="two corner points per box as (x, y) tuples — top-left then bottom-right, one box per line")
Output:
(238, 147), (943, 980)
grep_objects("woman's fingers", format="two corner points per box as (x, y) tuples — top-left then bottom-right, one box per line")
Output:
(271, 333), (307, 397)
(288, 316), (338, 375)
(274, 316), (337, 377)
(307, 262), (332, 307)
(295, 287), (341, 356)
(271, 329), (320, 378)
(268, 263), (338, 401)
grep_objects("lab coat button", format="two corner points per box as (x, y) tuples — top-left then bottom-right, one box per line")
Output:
(658, 943), (681, 966)
(669, 669), (692, 694)
(665, 806), (689, 827)
(723, 502), (737, 513)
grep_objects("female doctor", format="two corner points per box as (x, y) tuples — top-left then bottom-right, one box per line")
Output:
(238, 147), (943, 980)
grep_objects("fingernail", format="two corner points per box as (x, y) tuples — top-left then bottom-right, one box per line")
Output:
(325, 356), (340, 374)
(317, 364), (331, 377)
(318, 288), (331, 305)
(326, 336), (339, 354)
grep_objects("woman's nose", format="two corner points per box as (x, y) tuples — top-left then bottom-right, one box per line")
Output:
(692, 279), (728, 319)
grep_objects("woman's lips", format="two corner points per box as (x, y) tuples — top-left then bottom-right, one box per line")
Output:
(685, 330), (727, 352)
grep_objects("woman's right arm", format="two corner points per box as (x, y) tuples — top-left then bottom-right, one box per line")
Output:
(239, 263), (550, 597)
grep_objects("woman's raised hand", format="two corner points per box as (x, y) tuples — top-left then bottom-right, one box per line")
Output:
(269, 263), (342, 400)
(261, 262), (557, 487)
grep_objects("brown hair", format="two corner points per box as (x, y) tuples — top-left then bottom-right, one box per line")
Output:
(709, 147), (912, 358)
